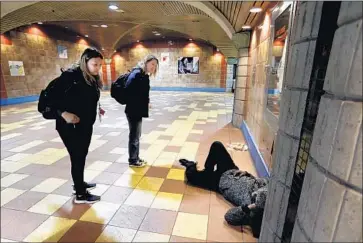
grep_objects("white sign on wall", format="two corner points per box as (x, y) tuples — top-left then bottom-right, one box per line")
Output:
(8, 61), (25, 76)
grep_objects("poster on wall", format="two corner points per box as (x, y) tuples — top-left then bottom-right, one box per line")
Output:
(57, 45), (68, 59)
(8, 61), (25, 76)
(160, 52), (170, 65)
(178, 57), (199, 74)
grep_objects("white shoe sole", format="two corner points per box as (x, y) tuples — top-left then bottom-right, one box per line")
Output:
(74, 198), (100, 204)
(72, 186), (96, 195)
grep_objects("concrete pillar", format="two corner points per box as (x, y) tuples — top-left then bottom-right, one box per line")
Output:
(291, 2), (362, 242)
(259, 2), (324, 241)
(232, 48), (249, 127)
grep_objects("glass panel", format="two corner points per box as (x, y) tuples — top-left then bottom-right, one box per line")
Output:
(267, 5), (292, 117)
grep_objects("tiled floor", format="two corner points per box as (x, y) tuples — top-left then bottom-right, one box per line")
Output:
(1, 91), (257, 242)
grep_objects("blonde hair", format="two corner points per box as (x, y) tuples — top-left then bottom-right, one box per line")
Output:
(136, 54), (159, 77)
(72, 48), (103, 89)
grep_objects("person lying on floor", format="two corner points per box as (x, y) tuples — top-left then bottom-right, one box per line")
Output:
(179, 141), (268, 238)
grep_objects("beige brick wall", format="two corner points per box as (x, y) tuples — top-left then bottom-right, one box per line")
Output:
(1, 27), (91, 98)
(111, 41), (225, 88)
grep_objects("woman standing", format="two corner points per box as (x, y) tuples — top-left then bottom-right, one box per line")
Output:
(53, 48), (103, 203)
(125, 55), (159, 167)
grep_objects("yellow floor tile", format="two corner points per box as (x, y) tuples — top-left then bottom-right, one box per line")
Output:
(136, 177), (164, 191)
(1, 188), (26, 206)
(159, 152), (178, 160)
(167, 169), (185, 181)
(1, 173), (29, 187)
(124, 166), (149, 176)
(152, 158), (174, 168)
(124, 189), (157, 207)
(133, 231), (170, 242)
(190, 130), (204, 135)
(1, 160), (30, 173)
(84, 169), (102, 182)
(80, 201), (121, 224)
(150, 192), (183, 211)
(23, 216), (76, 242)
(96, 225), (137, 242)
(38, 148), (59, 155)
(114, 174), (143, 188)
(172, 212), (209, 240)
(87, 161), (113, 171)
(30, 178), (67, 193)
(28, 194), (70, 215)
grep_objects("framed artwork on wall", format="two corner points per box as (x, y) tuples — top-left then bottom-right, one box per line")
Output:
(178, 57), (199, 74)
(8, 61), (25, 76)
(57, 45), (68, 59)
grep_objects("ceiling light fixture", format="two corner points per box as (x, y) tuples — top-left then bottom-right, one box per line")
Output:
(115, 9), (125, 13)
(109, 4), (119, 10)
(155, 33), (161, 36)
(91, 25), (99, 28)
(250, 7), (262, 13)
(189, 38), (193, 41)
(85, 35), (89, 37)
(137, 40), (140, 42)
(100, 24), (108, 28)
(242, 25), (251, 30)
(37, 22), (43, 25)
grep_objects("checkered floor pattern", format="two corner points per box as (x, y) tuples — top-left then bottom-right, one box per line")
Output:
(1, 91), (257, 242)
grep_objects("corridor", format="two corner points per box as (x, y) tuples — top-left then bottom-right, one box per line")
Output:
(1, 91), (257, 242)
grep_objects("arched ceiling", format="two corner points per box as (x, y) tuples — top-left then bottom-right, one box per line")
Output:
(1, 1), (276, 58)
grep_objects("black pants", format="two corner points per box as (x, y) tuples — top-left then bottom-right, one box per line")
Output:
(185, 141), (239, 191)
(126, 114), (142, 163)
(57, 124), (93, 195)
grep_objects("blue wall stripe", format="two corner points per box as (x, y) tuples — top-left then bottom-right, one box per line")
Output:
(151, 87), (225, 92)
(268, 89), (281, 95)
(0, 95), (39, 106)
(240, 120), (270, 178)
(0, 87), (226, 106)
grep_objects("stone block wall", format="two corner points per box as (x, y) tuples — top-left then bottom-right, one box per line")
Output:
(291, 2), (362, 242)
(259, 1), (323, 241)
(111, 41), (226, 89)
(0, 26), (91, 98)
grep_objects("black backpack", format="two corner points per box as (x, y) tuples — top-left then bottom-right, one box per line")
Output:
(110, 71), (132, 105)
(38, 69), (76, 119)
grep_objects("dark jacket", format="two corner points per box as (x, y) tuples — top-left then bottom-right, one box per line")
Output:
(125, 68), (150, 118)
(53, 67), (100, 130)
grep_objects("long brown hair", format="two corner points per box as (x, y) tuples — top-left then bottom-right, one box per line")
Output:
(73, 47), (103, 89)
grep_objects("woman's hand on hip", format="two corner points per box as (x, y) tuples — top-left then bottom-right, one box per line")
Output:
(61, 111), (80, 124)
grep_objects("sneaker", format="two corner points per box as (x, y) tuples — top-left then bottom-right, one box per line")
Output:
(74, 191), (100, 204)
(72, 182), (96, 194)
(129, 160), (147, 168)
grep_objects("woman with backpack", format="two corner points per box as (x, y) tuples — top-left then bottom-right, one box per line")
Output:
(52, 47), (104, 204)
(125, 54), (159, 167)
